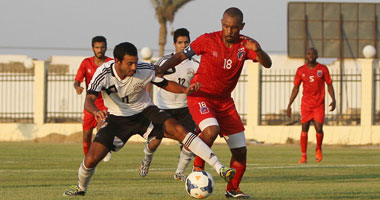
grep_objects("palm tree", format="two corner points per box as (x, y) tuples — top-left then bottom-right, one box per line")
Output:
(150, 0), (192, 57)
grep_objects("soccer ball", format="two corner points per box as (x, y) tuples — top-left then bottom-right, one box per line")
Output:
(185, 171), (214, 199)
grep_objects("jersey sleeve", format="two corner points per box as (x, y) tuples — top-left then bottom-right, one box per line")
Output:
(323, 66), (333, 85)
(74, 59), (87, 82)
(87, 66), (106, 96)
(294, 68), (302, 86)
(246, 49), (258, 62)
(188, 34), (208, 56)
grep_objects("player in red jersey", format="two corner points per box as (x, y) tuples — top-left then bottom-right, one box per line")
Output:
(158, 7), (272, 199)
(287, 48), (336, 164)
(74, 36), (113, 160)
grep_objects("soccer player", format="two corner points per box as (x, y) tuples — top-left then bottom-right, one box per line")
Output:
(138, 28), (199, 181)
(287, 48), (336, 164)
(63, 42), (235, 196)
(74, 36), (113, 162)
(158, 7), (272, 199)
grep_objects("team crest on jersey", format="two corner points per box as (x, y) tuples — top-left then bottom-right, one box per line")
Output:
(317, 70), (323, 77)
(133, 82), (145, 92)
(187, 68), (195, 78)
(237, 48), (245, 61)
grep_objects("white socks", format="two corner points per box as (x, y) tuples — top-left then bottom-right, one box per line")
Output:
(78, 160), (95, 191)
(182, 132), (223, 174)
(144, 144), (154, 161)
(175, 147), (193, 174)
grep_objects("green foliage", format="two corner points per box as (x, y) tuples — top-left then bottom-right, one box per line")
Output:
(1, 142), (380, 199)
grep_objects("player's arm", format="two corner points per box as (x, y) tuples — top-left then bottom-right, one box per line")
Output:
(73, 81), (84, 95)
(84, 93), (107, 121)
(287, 85), (300, 117)
(151, 76), (200, 95)
(240, 35), (272, 68)
(327, 84), (336, 111)
(157, 48), (191, 75)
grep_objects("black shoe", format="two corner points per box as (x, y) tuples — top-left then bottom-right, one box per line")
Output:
(225, 189), (250, 199)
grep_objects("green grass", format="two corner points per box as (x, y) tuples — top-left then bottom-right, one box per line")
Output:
(1, 142), (380, 199)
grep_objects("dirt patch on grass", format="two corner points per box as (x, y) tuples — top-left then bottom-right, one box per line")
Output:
(33, 132), (83, 143)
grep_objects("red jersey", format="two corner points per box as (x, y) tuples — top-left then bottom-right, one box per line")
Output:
(189, 31), (258, 98)
(75, 56), (112, 106)
(294, 63), (332, 109)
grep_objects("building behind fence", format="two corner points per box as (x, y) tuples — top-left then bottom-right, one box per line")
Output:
(0, 54), (379, 144)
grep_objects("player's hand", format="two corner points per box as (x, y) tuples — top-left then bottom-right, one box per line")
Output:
(75, 87), (84, 95)
(185, 82), (201, 95)
(94, 110), (108, 121)
(329, 100), (336, 111)
(240, 35), (261, 52)
(287, 106), (292, 117)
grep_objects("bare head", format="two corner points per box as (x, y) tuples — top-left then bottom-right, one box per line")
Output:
(221, 7), (245, 44)
(173, 28), (190, 53)
(113, 42), (138, 78)
(306, 48), (318, 63)
(91, 36), (107, 59)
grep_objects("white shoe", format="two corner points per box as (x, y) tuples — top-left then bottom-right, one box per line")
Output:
(173, 172), (186, 181)
(103, 152), (112, 162)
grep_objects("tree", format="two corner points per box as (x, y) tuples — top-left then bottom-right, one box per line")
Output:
(150, 0), (192, 57)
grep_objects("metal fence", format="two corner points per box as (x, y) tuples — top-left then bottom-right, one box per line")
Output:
(259, 67), (361, 126)
(46, 65), (84, 123)
(375, 66), (380, 125)
(0, 62), (34, 123)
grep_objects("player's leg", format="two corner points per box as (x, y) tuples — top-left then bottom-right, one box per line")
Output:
(82, 109), (96, 156)
(313, 120), (324, 162)
(139, 136), (162, 177)
(192, 124), (219, 171)
(144, 105), (235, 182)
(313, 105), (325, 162)
(173, 108), (197, 181)
(224, 132), (250, 199)
(299, 121), (311, 164)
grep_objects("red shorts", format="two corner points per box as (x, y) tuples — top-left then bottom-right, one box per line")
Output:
(301, 104), (325, 124)
(187, 96), (244, 137)
(82, 104), (107, 131)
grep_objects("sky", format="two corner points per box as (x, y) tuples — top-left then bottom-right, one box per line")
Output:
(0, 0), (379, 60)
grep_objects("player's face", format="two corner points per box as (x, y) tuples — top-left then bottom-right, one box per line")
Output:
(221, 14), (244, 44)
(116, 54), (138, 78)
(174, 36), (190, 53)
(306, 49), (318, 63)
(92, 42), (107, 59)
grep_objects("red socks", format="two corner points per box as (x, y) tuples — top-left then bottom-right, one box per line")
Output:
(316, 132), (323, 151)
(226, 158), (246, 191)
(300, 131), (308, 157)
(83, 142), (91, 156)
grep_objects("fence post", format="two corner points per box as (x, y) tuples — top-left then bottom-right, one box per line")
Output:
(33, 60), (46, 126)
(246, 61), (260, 139)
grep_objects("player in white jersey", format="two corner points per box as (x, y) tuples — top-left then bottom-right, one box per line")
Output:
(138, 28), (199, 181)
(63, 42), (236, 196)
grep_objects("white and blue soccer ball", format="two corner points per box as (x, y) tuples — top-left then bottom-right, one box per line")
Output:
(185, 170), (214, 199)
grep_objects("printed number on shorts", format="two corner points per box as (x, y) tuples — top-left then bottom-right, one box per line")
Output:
(198, 102), (209, 114)
(121, 96), (129, 103)
(223, 59), (232, 69)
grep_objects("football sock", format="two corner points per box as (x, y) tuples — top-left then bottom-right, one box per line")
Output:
(144, 144), (154, 161)
(300, 131), (308, 157)
(316, 132), (324, 151)
(182, 132), (223, 174)
(83, 142), (91, 156)
(227, 157), (246, 191)
(78, 160), (95, 191)
(175, 147), (194, 174)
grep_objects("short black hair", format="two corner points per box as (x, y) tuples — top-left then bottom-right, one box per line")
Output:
(113, 42), (138, 61)
(92, 36), (107, 47)
(173, 28), (190, 43)
(223, 7), (244, 23)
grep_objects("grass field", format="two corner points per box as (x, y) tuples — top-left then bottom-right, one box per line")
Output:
(1, 142), (380, 200)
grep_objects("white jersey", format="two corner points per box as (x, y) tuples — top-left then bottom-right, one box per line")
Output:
(155, 53), (199, 109)
(88, 60), (165, 116)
